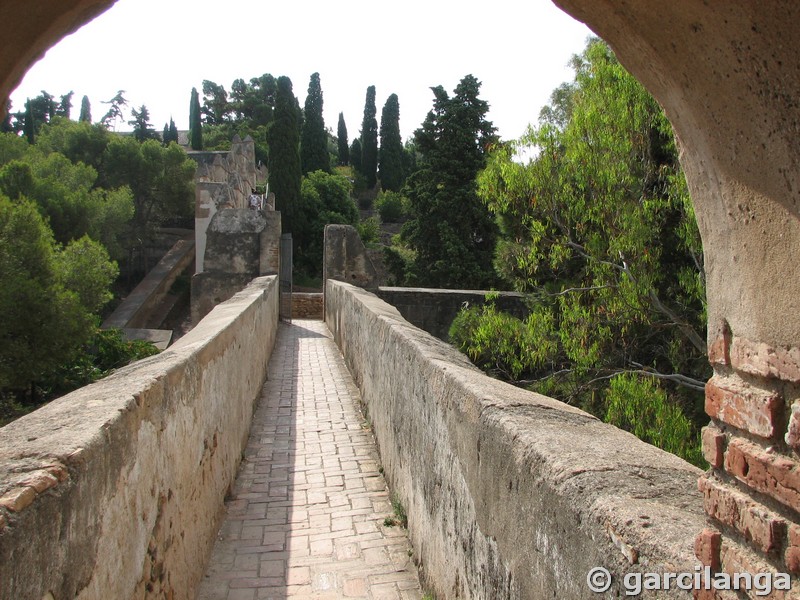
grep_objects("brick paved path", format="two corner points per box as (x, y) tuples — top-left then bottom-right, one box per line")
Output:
(197, 320), (423, 600)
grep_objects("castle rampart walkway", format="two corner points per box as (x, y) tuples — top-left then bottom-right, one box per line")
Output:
(197, 320), (423, 600)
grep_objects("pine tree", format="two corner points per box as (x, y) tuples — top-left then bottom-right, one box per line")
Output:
(189, 87), (203, 150)
(400, 75), (498, 288)
(56, 92), (74, 119)
(129, 105), (157, 142)
(267, 76), (305, 239)
(379, 94), (404, 191)
(79, 95), (92, 123)
(100, 90), (128, 129)
(360, 86), (378, 188)
(300, 72), (330, 174)
(337, 112), (349, 166)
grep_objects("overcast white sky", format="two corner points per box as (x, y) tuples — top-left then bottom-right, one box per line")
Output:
(10, 0), (593, 142)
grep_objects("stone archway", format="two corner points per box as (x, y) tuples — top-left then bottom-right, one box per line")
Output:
(2, 0), (798, 582)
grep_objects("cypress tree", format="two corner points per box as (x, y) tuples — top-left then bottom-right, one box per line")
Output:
(360, 86), (378, 188)
(300, 72), (329, 174)
(163, 117), (179, 145)
(267, 76), (305, 239)
(23, 99), (34, 144)
(337, 112), (349, 166)
(189, 87), (203, 150)
(378, 94), (404, 191)
(350, 138), (362, 174)
(79, 95), (92, 122)
(168, 118), (178, 144)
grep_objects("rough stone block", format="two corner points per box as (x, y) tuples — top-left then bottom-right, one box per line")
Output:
(0, 487), (36, 512)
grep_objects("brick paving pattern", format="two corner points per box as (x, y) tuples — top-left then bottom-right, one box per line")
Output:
(197, 320), (423, 600)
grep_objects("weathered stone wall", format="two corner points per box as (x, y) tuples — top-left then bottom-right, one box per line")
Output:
(376, 287), (528, 341)
(0, 276), (279, 600)
(323, 224), (381, 291)
(191, 209), (281, 324)
(326, 280), (705, 598)
(191, 136), (266, 274)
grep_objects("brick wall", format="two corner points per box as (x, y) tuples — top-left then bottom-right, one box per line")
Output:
(292, 293), (323, 319)
(695, 320), (800, 597)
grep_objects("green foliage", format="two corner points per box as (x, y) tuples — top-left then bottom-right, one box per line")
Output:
(300, 73), (330, 174)
(201, 80), (230, 125)
(356, 215), (381, 245)
(605, 374), (704, 466)
(360, 86), (378, 188)
(382, 243), (416, 286)
(35, 328), (160, 409)
(0, 196), (94, 393)
(298, 170), (358, 275)
(459, 39), (708, 460)
(23, 99), (34, 143)
(374, 190), (407, 223)
(0, 130), (28, 164)
(230, 74), (276, 129)
(55, 236), (119, 313)
(103, 136), (195, 253)
(337, 112), (349, 166)
(399, 75), (498, 289)
(379, 94), (404, 191)
(36, 118), (111, 176)
(449, 304), (557, 380)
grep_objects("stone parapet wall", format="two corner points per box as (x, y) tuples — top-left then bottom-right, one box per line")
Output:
(326, 280), (705, 599)
(102, 235), (195, 330)
(0, 276), (280, 600)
